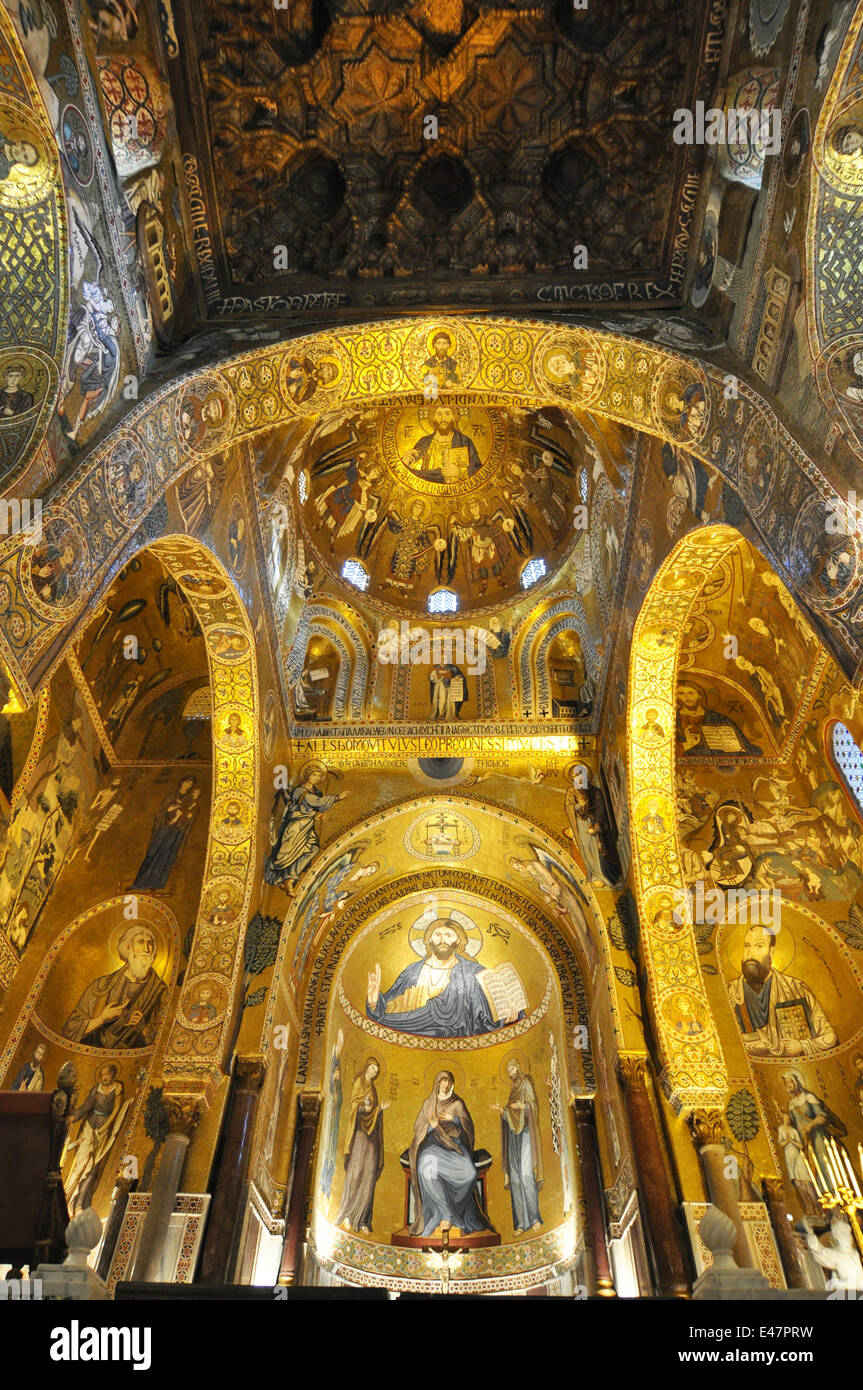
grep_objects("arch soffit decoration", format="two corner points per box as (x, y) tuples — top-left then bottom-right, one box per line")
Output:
(624, 523), (833, 1113)
(145, 538), (259, 1089)
(4, 317), (863, 701)
(628, 526), (736, 1112)
(307, 622), (353, 721)
(515, 593), (599, 718)
(285, 602), (371, 723)
(94, 538), (259, 1092)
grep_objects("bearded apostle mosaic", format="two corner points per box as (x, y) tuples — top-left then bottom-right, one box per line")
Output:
(62, 923), (168, 1050)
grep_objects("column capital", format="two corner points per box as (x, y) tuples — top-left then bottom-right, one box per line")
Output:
(688, 1107), (726, 1149)
(161, 1063), (223, 1108)
(617, 1052), (649, 1090)
(760, 1176), (785, 1202)
(164, 1095), (205, 1138)
(234, 1057), (267, 1094)
(298, 1091), (322, 1125)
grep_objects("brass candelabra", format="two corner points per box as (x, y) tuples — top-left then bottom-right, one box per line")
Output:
(803, 1137), (863, 1259)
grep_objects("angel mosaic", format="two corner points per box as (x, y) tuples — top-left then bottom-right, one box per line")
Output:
(264, 761), (348, 894)
(292, 843), (380, 977)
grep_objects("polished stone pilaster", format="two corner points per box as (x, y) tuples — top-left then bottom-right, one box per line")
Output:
(199, 1057), (267, 1285)
(618, 1054), (690, 1298)
(278, 1092), (321, 1287)
(573, 1098), (615, 1296)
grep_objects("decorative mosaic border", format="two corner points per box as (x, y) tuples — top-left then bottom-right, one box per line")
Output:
(3, 318), (863, 708)
(108, 1192), (210, 1292)
(628, 527), (742, 1110)
(310, 1213), (580, 1292)
(147, 540), (259, 1082)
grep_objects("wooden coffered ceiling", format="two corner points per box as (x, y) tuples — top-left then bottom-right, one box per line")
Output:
(168, 0), (723, 322)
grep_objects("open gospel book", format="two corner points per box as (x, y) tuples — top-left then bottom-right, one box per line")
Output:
(480, 963), (528, 1022)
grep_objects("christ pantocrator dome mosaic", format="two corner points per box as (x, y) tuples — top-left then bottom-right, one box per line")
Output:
(298, 384), (585, 616)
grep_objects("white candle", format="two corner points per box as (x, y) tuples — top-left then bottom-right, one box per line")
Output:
(803, 1155), (822, 1194)
(828, 1141), (847, 1194)
(842, 1145), (862, 1200)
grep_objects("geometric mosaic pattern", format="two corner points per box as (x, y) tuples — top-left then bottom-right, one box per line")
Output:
(0, 5), (67, 490)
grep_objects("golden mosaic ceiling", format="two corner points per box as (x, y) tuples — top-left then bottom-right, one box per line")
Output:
(170, 0), (722, 318)
(296, 389), (586, 615)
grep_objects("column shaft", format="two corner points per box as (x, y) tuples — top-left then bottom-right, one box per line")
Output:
(573, 1098), (615, 1296)
(130, 1097), (201, 1284)
(699, 1142), (754, 1268)
(618, 1055), (690, 1298)
(200, 1058), (266, 1285)
(278, 1093), (321, 1286)
(762, 1177), (806, 1289)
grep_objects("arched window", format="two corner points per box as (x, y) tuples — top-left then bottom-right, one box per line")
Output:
(341, 558), (369, 592)
(831, 721), (863, 817)
(428, 587), (458, 614)
(520, 557), (547, 590)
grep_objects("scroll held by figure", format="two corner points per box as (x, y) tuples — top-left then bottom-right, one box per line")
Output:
(492, 1057), (544, 1233)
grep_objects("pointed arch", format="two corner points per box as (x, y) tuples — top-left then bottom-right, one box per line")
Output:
(626, 525), (747, 1111)
(0, 533), (260, 1097)
(285, 602), (371, 721)
(513, 593), (599, 718)
(3, 317), (863, 705)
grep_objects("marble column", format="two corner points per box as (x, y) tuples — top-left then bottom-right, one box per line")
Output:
(199, 1058), (267, 1285)
(130, 1097), (202, 1284)
(95, 1176), (134, 1282)
(689, 1109), (754, 1269)
(32, 1063), (76, 1271)
(278, 1092), (321, 1286)
(762, 1177), (807, 1289)
(618, 1054), (690, 1298)
(573, 1098), (615, 1296)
